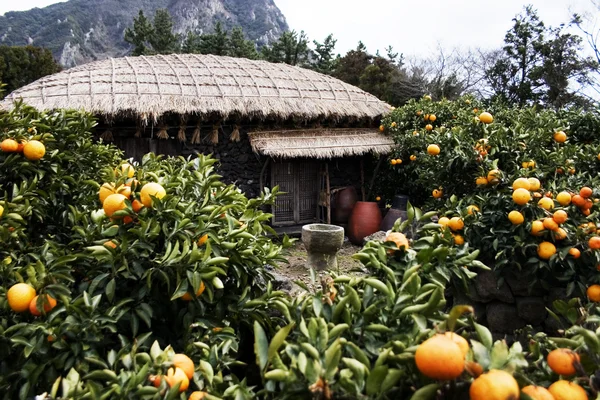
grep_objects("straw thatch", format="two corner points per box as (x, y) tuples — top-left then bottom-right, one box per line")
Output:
(248, 128), (394, 159)
(1, 54), (392, 122)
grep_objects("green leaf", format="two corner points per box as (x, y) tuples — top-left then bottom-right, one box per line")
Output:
(409, 383), (440, 400)
(367, 365), (388, 395)
(473, 320), (493, 349)
(254, 321), (268, 370)
(267, 323), (295, 363)
(489, 340), (509, 369)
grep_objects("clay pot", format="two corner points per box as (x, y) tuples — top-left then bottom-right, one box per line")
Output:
(380, 195), (410, 231)
(302, 224), (345, 270)
(348, 201), (382, 245)
(334, 186), (358, 223)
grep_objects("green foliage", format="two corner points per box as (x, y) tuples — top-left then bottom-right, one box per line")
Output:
(261, 30), (309, 66)
(0, 46), (61, 97)
(0, 103), (290, 399)
(124, 9), (179, 56)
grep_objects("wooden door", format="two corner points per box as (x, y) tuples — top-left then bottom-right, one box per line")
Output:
(271, 160), (319, 226)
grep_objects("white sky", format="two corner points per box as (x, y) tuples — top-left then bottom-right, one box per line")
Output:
(0, 0), (596, 58)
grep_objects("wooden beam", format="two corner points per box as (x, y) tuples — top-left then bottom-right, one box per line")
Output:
(360, 158), (366, 201)
(366, 156), (384, 201)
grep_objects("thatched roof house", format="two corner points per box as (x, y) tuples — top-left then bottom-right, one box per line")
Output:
(2, 54), (393, 227)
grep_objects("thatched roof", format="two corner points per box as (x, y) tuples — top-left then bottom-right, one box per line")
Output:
(248, 128), (394, 159)
(1, 54), (392, 121)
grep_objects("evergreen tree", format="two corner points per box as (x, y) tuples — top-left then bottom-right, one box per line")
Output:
(124, 10), (152, 56)
(0, 46), (61, 97)
(228, 27), (258, 59)
(149, 9), (180, 54)
(181, 32), (201, 54)
(312, 34), (338, 74)
(199, 22), (229, 56)
(486, 6), (545, 105)
(333, 42), (372, 86)
(261, 30), (309, 66)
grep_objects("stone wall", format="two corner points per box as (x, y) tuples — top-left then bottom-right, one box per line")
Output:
(452, 270), (567, 340)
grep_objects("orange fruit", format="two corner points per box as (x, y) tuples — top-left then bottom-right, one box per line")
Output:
(427, 144), (440, 155)
(543, 218), (559, 231)
(425, 124), (433, 131)
(554, 228), (567, 240)
(587, 284), (600, 302)
(29, 294), (57, 316)
(379, 125), (385, 132)
(410, 155), (417, 161)
(528, 177), (541, 191)
(391, 159), (397, 165)
(115, 185), (132, 199)
(508, 211), (524, 225)
(548, 380), (587, 400)
(467, 205), (480, 215)
(531, 220), (545, 236)
(23, 140), (46, 161)
(396, 159), (403, 164)
(572, 194), (585, 207)
(478, 112), (493, 124)
(99, 183), (116, 204)
(476, 177), (488, 186)
(556, 192), (571, 206)
(547, 348), (580, 376)
(391, 122), (397, 128)
(568, 248), (581, 259)
(512, 178), (531, 191)
(173, 354), (195, 379)
(140, 182), (166, 208)
(465, 361), (483, 378)
(582, 208), (591, 216)
(432, 189), (443, 199)
(7, 283), (36, 313)
(513, 188), (531, 205)
(16, 140), (26, 152)
(0, 138), (19, 152)
(580, 187), (593, 198)
(538, 242), (556, 260)
(589, 236), (600, 250)
(438, 217), (450, 227)
(131, 199), (144, 213)
(197, 234), (209, 246)
(553, 131), (567, 143)
(104, 240), (118, 249)
(487, 169), (501, 183)
(117, 163), (135, 178)
(429, 114), (437, 122)
(469, 369), (519, 400)
(538, 197), (554, 211)
(189, 392), (207, 400)
(582, 199), (593, 210)
(521, 385), (555, 400)
(444, 332), (469, 357)
(164, 367), (189, 392)
(182, 281), (206, 301)
(448, 217), (464, 231)
(103, 193), (128, 218)
(386, 232), (409, 250)
(415, 334), (465, 380)
(553, 210), (568, 224)
(453, 234), (465, 245)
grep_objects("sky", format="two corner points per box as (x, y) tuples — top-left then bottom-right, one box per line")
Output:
(0, 0), (596, 58)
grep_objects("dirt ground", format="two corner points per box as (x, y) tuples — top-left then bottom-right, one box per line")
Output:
(273, 240), (367, 295)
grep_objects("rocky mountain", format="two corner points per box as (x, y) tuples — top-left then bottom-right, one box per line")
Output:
(0, 0), (288, 67)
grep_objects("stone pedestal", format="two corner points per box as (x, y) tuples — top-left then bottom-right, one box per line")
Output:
(302, 224), (344, 270)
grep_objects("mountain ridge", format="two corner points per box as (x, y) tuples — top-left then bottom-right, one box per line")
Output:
(0, 0), (288, 67)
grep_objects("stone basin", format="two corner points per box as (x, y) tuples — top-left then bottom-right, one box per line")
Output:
(301, 224), (345, 270)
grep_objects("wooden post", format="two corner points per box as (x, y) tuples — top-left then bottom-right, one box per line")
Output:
(367, 156), (384, 201)
(360, 158), (366, 201)
(326, 162), (331, 224)
(259, 158), (270, 192)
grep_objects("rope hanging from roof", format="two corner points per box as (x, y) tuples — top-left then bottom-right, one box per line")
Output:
(177, 116), (187, 142)
(156, 123), (169, 140)
(209, 121), (220, 145)
(191, 120), (202, 144)
(230, 124), (241, 142)
(101, 121), (113, 142)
